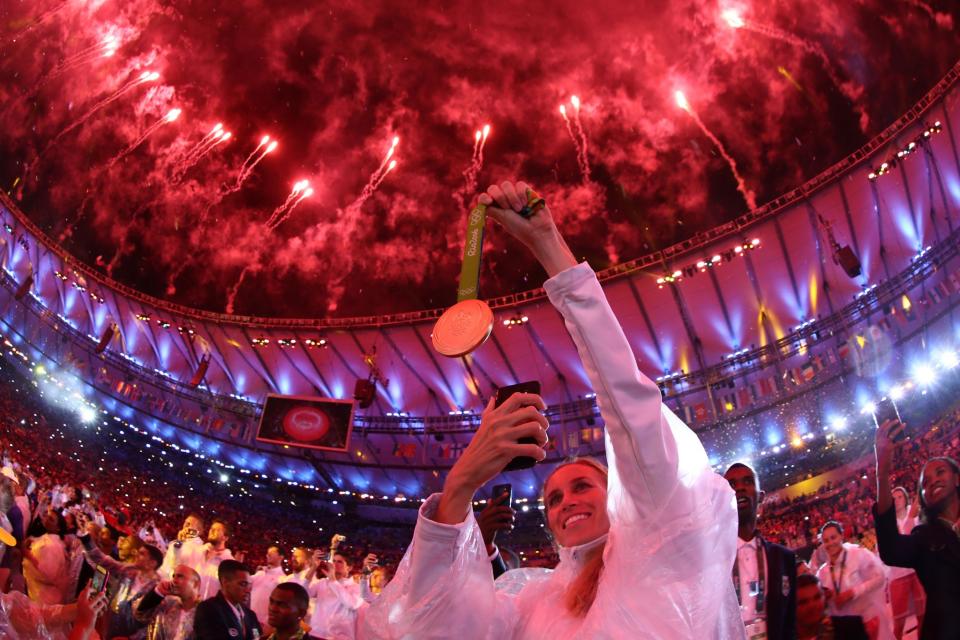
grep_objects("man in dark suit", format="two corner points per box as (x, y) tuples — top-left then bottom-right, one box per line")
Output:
(796, 573), (869, 639)
(194, 559), (262, 640)
(726, 463), (797, 640)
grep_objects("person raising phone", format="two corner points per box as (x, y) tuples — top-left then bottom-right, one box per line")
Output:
(359, 181), (742, 639)
(873, 419), (960, 640)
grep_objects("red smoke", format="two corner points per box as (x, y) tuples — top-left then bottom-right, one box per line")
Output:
(0, 0), (957, 317)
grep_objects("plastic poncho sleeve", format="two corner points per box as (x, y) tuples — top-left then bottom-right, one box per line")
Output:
(357, 494), (510, 640)
(542, 262), (744, 638)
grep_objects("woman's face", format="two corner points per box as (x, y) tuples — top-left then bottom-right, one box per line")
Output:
(544, 463), (610, 548)
(820, 526), (843, 558)
(921, 460), (959, 510)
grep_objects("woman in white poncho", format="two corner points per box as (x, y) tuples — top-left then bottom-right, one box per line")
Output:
(357, 181), (743, 640)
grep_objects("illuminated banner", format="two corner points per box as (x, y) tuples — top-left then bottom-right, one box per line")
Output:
(255, 394), (355, 452)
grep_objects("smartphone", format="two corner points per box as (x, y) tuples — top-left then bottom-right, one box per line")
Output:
(495, 381), (542, 471)
(491, 483), (513, 509)
(90, 564), (109, 595)
(872, 397), (905, 441)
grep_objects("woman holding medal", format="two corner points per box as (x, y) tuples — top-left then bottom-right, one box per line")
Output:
(358, 181), (743, 639)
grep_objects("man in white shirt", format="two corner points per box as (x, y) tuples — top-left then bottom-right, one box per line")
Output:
(250, 545), (286, 625)
(196, 519), (234, 600)
(160, 513), (207, 579)
(280, 547), (316, 587)
(307, 552), (363, 637)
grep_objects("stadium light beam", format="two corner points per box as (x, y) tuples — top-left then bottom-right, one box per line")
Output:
(79, 405), (97, 424)
(936, 349), (959, 369)
(912, 364), (936, 387)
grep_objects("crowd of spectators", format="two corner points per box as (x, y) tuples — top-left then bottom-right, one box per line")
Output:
(0, 355), (957, 636)
(759, 408), (960, 559)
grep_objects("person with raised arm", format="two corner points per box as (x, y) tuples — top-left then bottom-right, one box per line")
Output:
(873, 420), (960, 640)
(358, 181), (742, 639)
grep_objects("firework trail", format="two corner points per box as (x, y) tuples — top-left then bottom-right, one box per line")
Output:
(2, 34), (122, 123)
(721, 9), (868, 130)
(49, 71), (160, 146)
(7, 0), (71, 43)
(165, 261), (189, 296)
(58, 186), (99, 242)
(901, 0), (954, 28)
(183, 131), (230, 172)
(105, 204), (151, 277)
(559, 101), (590, 182)
(266, 180), (314, 229)
(456, 125), (490, 210)
(15, 35), (120, 104)
(106, 108), (181, 169)
(569, 95), (591, 182)
(50, 35), (119, 76)
(18, 71), (160, 198)
(172, 123), (231, 180)
(350, 136), (399, 210)
(195, 136), (278, 225)
(224, 266), (253, 314)
(477, 123), (490, 167)
(236, 136), (278, 186)
(675, 90), (757, 211)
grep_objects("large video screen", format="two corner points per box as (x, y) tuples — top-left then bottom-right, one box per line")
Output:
(255, 394), (355, 452)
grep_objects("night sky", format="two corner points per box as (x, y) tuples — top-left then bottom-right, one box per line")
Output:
(1, 0), (957, 317)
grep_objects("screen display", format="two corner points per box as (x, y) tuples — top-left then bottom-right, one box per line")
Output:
(255, 394), (355, 452)
(91, 565), (108, 593)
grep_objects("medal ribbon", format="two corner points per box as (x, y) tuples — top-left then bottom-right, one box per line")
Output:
(732, 536), (766, 614)
(455, 189), (545, 303)
(455, 202), (487, 302)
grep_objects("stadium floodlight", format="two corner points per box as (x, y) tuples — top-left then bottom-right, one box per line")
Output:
(936, 350), (959, 369)
(861, 401), (877, 415)
(829, 416), (847, 431)
(889, 385), (905, 401)
(912, 363), (936, 387)
(79, 406), (97, 424)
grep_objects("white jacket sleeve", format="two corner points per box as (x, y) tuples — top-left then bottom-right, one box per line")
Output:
(543, 262), (743, 637)
(851, 548), (886, 599)
(543, 262), (722, 524)
(357, 494), (512, 640)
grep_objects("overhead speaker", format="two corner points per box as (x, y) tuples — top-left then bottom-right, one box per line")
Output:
(14, 274), (33, 300)
(95, 324), (116, 354)
(353, 378), (376, 409)
(189, 355), (211, 388)
(835, 245), (862, 279)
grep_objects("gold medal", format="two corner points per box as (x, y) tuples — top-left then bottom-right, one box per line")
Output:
(0, 528), (15, 547)
(433, 189), (545, 357)
(432, 298), (495, 357)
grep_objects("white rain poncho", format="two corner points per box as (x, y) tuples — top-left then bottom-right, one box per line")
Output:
(816, 542), (894, 640)
(358, 262), (744, 640)
(0, 590), (75, 639)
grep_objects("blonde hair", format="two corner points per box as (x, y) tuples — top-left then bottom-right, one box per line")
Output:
(542, 457), (609, 617)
